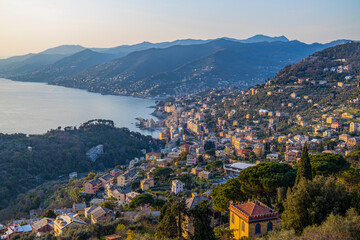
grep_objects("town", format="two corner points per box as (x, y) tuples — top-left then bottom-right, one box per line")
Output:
(0, 42), (360, 240)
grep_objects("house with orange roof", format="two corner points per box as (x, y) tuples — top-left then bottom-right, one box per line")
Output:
(229, 200), (280, 239)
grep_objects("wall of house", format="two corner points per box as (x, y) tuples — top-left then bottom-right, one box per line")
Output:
(230, 213), (279, 240)
(247, 219), (278, 238)
(230, 212), (250, 239)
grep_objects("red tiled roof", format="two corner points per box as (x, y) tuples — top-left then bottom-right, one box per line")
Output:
(230, 200), (279, 222)
(238, 201), (272, 216)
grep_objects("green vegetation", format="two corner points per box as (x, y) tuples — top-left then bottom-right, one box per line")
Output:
(211, 161), (296, 211)
(129, 193), (154, 209)
(157, 198), (215, 240)
(282, 176), (350, 233)
(310, 153), (350, 177)
(237, 162), (296, 204)
(152, 167), (173, 183)
(188, 200), (216, 240)
(0, 120), (158, 221)
(265, 208), (360, 240)
(42, 210), (57, 218)
(157, 199), (187, 239)
(211, 178), (246, 212)
(295, 144), (312, 184)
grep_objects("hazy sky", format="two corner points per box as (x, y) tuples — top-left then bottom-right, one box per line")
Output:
(1, 0), (359, 57)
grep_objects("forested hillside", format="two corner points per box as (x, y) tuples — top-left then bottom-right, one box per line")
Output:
(0, 120), (157, 213)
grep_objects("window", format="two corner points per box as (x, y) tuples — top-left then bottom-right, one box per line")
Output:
(231, 214), (234, 224)
(267, 222), (273, 232)
(255, 223), (261, 234)
(242, 221), (245, 232)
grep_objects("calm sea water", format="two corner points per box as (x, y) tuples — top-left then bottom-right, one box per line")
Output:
(0, 78), (159, 137)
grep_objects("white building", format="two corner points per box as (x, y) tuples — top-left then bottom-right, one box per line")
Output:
(266, 153), (279, 160)
(172, 180), (184, 194)
(223, 162), (255, 174)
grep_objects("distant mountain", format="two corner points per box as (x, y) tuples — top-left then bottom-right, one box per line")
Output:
(227, 34), (289, 43)
(13, 49), (119, 82)
(242, 34), (289, 43)
(92, 39), (212, 55)
(92, 35), (290, 55)
(0, 53), (69, 75)
(1, 35), (356, 97)
(0, 45), (86, 76)
(51, 39), (337, 97)
(0, 54), (35, 71)
(40, 45), (86, 55)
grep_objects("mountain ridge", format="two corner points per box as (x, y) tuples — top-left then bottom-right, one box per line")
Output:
(0, 35), (357, 97)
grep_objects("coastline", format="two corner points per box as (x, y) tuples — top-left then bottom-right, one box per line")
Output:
(0, 77), (169, 101)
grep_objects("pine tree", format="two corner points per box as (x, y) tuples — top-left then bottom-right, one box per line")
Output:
(189, 200), (216, 240)
(296, 143), (312, 184)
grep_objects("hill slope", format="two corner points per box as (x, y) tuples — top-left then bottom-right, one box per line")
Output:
(13, 49), (119, 82)
(0, 120), (157, 218)
(2, 34), (284, 75)
(53, 39), (334, 97)
(192, 42), (360, 134)
(0, 36), (355, 97)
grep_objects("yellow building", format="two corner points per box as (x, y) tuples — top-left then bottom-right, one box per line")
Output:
(140, 178), (154, 191)
(350, 122), (360, 133)
(326, 117), (334, 124)
(229, 201), (280, 239)
(54, 213), (87, 236)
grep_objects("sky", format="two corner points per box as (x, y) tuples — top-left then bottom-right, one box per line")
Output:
(0, 0), (359, 57)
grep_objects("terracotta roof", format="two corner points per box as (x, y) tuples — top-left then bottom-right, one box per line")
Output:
(230, 200), (279, 222)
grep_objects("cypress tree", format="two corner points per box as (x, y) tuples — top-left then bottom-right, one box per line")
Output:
(189, 200), (216, 240)
(296, 143), (312, 184)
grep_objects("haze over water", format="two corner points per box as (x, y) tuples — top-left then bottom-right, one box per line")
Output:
(0, 78), (158, 137)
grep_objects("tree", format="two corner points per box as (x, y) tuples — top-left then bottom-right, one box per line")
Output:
(281, 176), (350, 233)
(237, 161), (296, 204)
(178, 151), (189, 161)
(86, 172), (96, 180)
(130, 180), (140, 192)
(295, 144), (312, 184)
(346, 151), (360, 168)
(157, 199), (187, 239)
(206, 160), (222, 172)
(152, 167), (173, 183)
(178, 174), (196, 190)
(126, 230), (136, 240)
(338, 167), (360, 192)
(129, 193), (154, 209)
(267, 208), (360, 240)
(214, 228), (234, 240)
(101, 201), (117, 210)
(204, 141), (216, 151)
(211, 178), (246, 212)
(197, 155), (204, 164)
(116, 224), (126, 235)
(42, 209), (57, 218)
(310, 153), (350, 177)
(189, 200), (216, 240)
